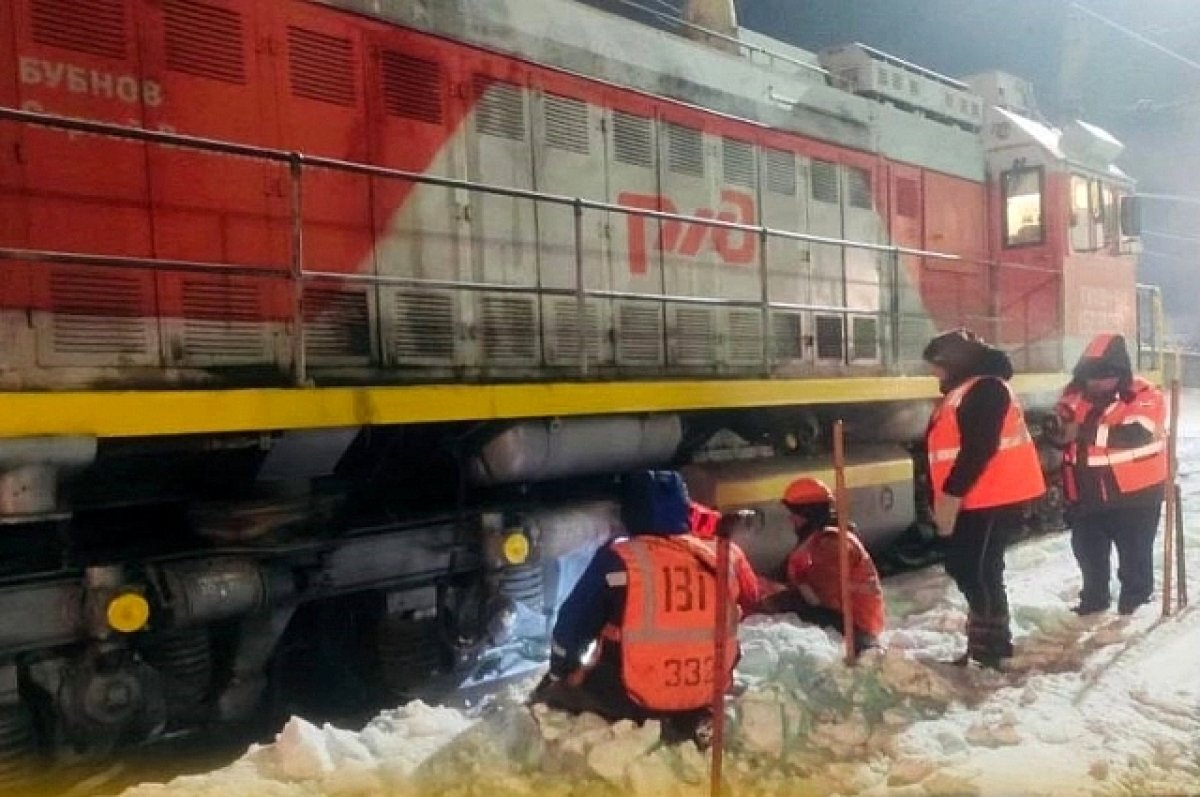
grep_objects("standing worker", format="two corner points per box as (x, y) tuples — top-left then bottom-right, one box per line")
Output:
(923, 329), (1045, 668)
(531, 471), (739, 746)
(759, 477), (885, 653)
(1051, 334), (1166, 616)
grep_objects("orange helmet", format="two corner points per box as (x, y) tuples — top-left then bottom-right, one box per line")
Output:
(782, 477), (833, 511)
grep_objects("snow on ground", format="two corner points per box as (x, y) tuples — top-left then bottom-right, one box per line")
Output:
(120, 395), (1200, 797)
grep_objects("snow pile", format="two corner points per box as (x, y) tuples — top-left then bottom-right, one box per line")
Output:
(120, 400), (1200, 797)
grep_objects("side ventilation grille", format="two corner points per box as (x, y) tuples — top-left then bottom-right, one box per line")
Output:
(666, 124), (704, 178)
(726, 310), (764, 365)
(616, 303), (663, 365)
(811, 160), (840, 204)
(612, 112), (653, 169)
(672, 307), (715, 365)
(33, 0), (126, 60)
(772, 312), (803, 361)
(474, 77), (526, 141)
(815, 314), (845, 361)
(543, 94), (590, 154)
(549, 300), (601, 365)
(391, 291), (455, 363)
(164, 0), (246, 85)
(287, 27), (355, 107)
(180, 280), (267, 361)
(380, 51), (442, 124)
(480, 296), (537, 362)
(49, 269), (152, 356)
(304, 288), (371, 361)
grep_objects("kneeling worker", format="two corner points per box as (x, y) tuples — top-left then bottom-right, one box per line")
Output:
(759, 477), (885, 653)
(532, 470), (740, 745)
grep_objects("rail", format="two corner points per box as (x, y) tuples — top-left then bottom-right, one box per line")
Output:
(0, 106), (1062, 386)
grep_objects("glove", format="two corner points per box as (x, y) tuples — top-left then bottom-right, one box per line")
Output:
(933, 495), (962, 538)
(1053, 401), (1076, 424)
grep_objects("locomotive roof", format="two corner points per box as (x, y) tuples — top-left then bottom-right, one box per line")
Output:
(318, 0), (986, 181)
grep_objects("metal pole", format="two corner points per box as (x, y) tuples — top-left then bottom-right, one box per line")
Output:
(1175, 481), (1188, 608)
(758, 226), (771, 376)
(709, 521), (732, 797)
(573, 198), (589, 378)
(833, 420), (856, 665)
(1163, 378), (1181, 617)
(289, 153), (307, 387)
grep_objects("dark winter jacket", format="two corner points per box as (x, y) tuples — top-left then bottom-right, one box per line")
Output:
(549, 471), (692, 677)
(923, 330), (1019, 501)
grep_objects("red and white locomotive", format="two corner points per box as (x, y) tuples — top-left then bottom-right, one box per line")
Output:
(0, 0), (1157, 772)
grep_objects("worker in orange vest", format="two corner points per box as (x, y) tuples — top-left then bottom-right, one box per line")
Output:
(1050, 334), (1166, 615)
(758, 477), (885, 653)
(923, 329), (1045, 668)
(531, 471), (739, 747)
(687, 500), (762, 614)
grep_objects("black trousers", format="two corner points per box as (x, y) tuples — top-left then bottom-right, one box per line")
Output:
(943, 504), (1023, 659)
(1070, 503), (1161, 611)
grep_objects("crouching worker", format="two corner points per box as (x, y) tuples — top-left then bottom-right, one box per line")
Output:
(531, 471), (740, 746)
(758, 477), (885, 654)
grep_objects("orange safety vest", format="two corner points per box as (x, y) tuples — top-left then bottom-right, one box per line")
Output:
(926, 376), (1045, 510)
(1059, 376), (1167, 501)
(601, 535), (739, 712)
(785, 528), (886, 636)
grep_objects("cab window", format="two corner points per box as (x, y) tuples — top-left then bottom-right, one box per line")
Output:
(1003, 167), (1044, 247)
(1070, 174), (1119, 252)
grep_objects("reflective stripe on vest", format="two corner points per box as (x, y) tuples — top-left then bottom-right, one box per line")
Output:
(605, 535), (738, 712)
(926, 376), (1046, 510)
(1060, 377), (1167, 500)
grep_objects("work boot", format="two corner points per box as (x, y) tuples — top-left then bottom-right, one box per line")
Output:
(1071, 602), (1110, 616)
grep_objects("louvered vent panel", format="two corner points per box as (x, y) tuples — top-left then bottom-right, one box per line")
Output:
(851, 316), (879, 361)
(666, 124), (704, 178)
(764, 148), (796, 196)
(49, 270), (151, 355)
(544, 94), (589, 154)
(673, 307), (715, 365)
(474, 77), (526, 141)
(181, 280), (265, 359)
(550, 300), (601, 364)
(612, 111), (652, 169)
(847, 167), (873, 210)
(305, 287), (370, 360)
(811, 161), (840, 204)
(815, 315), (845, 361)
(33, 0), (126, 59)
(480, 296), (537, 361)
(896, 178), (920, 219)
(722, 138), (755, 188)
(380, 51), (442, 124)
(164, 0), (245, 84)
(287, 27), (355, 106)
(617, 303), (663, 365)
(727, 310), (763, 364)
(392, 291), (455, 362)
(772, 312), (803, 361)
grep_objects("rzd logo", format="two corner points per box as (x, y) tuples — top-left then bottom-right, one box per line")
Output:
(618, 189), (757, 274)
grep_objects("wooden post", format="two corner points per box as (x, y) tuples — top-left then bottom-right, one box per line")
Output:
(1176, 482), (1188, 609)
(833, 420), (856, 665)
(1162, 378), (1180, 617)
(709, 524), (732, 797)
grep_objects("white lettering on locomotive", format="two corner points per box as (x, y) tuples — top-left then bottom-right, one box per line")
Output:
(19, 56), (164, 107)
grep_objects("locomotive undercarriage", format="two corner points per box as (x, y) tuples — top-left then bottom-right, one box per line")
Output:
(0, 401), (1064, 782)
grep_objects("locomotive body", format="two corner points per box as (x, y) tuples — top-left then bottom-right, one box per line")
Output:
(0, 0), (1155, 773)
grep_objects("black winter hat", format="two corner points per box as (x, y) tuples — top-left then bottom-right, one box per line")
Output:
(1071, 334), (1133, 387)
(922, 328), (985, 373)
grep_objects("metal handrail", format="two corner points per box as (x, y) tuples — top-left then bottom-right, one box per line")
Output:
(0, 105), (1064, 383)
